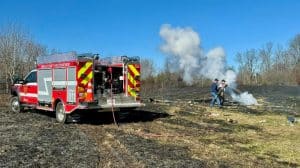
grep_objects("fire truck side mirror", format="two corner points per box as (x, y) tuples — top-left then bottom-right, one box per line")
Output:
(93, 54), (99, 60)
(17, 80), (25, 84)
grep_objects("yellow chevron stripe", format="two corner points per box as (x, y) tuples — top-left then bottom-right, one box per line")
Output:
(78, 62), (93, 78)
(81, 71), (93, 85)
(128, 64), (140, 77)
(127, 85), (137, 97)
(127, 72), (136, 86)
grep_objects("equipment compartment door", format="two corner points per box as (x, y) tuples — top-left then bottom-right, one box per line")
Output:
(67, 67), (76, 103)
(37, 69), (52, 103)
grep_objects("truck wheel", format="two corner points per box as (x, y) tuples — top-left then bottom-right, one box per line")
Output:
(10, 96), (23, 113)
(55, 102), (67, 123)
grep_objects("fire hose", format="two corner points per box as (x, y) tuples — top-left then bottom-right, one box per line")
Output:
(108, 67), (119, 127)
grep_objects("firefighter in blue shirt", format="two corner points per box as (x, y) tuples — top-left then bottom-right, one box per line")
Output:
(210, 78), (221, 108)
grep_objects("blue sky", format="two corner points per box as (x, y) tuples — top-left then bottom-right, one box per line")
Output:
(1, 0), (299, 71)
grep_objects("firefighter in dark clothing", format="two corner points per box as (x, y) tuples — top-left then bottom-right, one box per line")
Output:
(210, 78), (221, 107)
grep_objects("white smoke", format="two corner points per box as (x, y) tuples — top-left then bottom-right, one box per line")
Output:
(160, 24), (201, 83)
(224, 70), (237, 89)
(231, 92), (258, 105)
(159, 24), (257, 105)
(201, 47), (226, 80)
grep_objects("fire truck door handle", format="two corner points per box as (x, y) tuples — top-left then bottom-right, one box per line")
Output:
(53, 87), (66, 90)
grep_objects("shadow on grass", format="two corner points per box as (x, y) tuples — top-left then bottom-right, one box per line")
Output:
(75, 110), (170, 125)
(17, 108), (170, 125)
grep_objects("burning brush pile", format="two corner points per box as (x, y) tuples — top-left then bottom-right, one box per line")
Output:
(159, 24), (257, 106)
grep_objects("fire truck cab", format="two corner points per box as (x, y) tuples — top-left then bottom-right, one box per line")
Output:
(10, 52), (144, 123)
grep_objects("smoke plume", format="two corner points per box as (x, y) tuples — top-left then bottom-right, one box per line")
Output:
(231, 92), (258, 105)
(159, 24), (201, 82)
(159, 24), (257, 105)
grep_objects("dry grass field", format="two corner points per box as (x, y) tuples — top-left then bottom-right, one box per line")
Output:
(0, 86), (299, 167)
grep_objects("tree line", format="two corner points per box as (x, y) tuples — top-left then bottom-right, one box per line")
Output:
(0, 24), (46, 92)
(141, 34), (300, 92)
(236, 36), (300, 85)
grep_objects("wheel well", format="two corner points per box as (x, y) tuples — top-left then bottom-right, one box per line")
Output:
(53, 99), (62, 110)
(11, 91), (18, 97)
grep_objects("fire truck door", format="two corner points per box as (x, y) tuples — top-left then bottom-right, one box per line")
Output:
(19, 70), (38, 105)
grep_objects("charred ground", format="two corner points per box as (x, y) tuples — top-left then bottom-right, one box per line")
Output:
(0, 85), (299, 167)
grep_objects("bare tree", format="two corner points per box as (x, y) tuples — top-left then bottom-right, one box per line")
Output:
(289, 34), (300, 85)
(236, 49), (259, 85)
(274, 44), (285, 72)
(0, 24), (25, 85)
(289, 34), (300, 65)
(0, 23), (46, 91)
(259, 42), (273, 73)
(140, 58), (155, 80)
(236, 52), (247, 85)
(24, 41), (46, 74)
(258, 42), (274, 84)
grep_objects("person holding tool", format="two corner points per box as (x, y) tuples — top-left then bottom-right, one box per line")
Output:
(218, 79), (227, 106)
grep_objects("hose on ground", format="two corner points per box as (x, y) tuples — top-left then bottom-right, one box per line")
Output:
(109, 67), (118, 127)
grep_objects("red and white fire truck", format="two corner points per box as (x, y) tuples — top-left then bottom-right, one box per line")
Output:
(10, 52), (144, 123)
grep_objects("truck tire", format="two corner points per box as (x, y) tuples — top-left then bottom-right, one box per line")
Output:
(55, 102), (67, 123)
(10, 96), (23, 113)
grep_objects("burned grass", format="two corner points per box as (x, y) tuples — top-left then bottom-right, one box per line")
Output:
(0, 94), (9, 107)
(0, 85), (299, 167)
(72, 87), (299, 167)
(0, 109), (99, 167)
(110, 128), (206, 167)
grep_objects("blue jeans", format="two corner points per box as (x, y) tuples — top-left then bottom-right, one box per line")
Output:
(210, 92), (221, 107)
